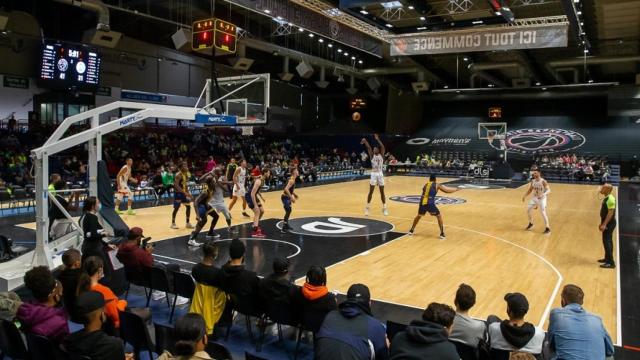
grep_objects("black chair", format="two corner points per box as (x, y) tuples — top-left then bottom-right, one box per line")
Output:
(154, 322), (175, 355)
(385, 320), (408, 342)
(0, 319), (29, 359)
(149, 265), (173, 308)
(206, 341), (233, 360)
(124, 266), (151, 306)
(257, 300), (300, 351)
(245, 351), (268, 360)
(25, 332), (69, 360)
(225, 294), (264, 341)
(170, 270), (195, 322)
(119, 310), (155, 359)
(294, 309), (329, 359)
(451, 339), (479, 360)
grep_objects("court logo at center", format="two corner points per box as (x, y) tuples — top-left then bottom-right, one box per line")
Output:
(390, 195), (467, 205)
(278, 216), (394, 237)
(490, 128), (586, 155)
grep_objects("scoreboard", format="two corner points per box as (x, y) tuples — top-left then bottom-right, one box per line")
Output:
(192, 18), (237, 53)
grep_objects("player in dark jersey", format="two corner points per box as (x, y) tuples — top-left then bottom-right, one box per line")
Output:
(246, 167), (271, 238)
(187, 176), (219, 247)
(281, 167), (300, 233)
(225, 158), (238, 198)
(408, 174), (461, 239)
(171, 162), (194, 230)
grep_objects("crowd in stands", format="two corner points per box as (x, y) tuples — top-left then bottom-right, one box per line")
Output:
(527, 154), (611, 182)
(4, 230), (615, 360)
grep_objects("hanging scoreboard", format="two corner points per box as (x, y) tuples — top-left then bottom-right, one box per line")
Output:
(214, 19), (237, 53)
(191, 18), (237, 53)
(192, 18), (215, 50)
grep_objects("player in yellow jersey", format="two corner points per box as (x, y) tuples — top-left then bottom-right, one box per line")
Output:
(408, 174), (461, 239)
(171, 162), (194, 230)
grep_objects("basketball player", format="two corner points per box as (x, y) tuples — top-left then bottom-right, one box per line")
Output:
(228, 159), (251, 218)
(115, 158), (136, 215)
(246, 167), (271, 238)
(281, 167), (300, 233)
(171, 162), (194, 230)
(225, 157), (238, 198)
(187, 176), (218, 247)
(209, 167), (235, 237)
(361, 134), (388, 216)
(522, 169), (551, 234)
(408, 174), (461, 239)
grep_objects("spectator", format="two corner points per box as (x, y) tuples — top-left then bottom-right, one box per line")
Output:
(488, 293), (545, 355)
(258, 257), (297, 305)
(389, 303), (459, 360)
(205, 155), (217, 173)
(56, 248), (83, 317)
(16, 266), (69, 344)
(64, 291), (128, 360)
(292, 265), (337, 322)
(219, 239), (260, 305)
(79, 197), (112, 274)
(151, 168), (164, 195)
(449, 283), (487, 348)
(158, 313), (213, 360)
(190, 242), (227, 335)
(548, 284), (614, 359)
(77, 256), (127, 329)
(316, 283), (389, 360)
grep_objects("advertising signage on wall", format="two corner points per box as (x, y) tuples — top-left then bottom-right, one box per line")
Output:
(390, 24), (569, 56)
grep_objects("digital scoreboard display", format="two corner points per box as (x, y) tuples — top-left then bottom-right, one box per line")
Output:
(192, 18), (237, 53)
(39, 41), (101, 90)
(489, 107), (502, 119)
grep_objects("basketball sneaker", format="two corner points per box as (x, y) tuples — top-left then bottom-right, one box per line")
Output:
(186, 223), (195, 229)
(187, 239), (202, 247)
(115, 208), (123, 215)
(281, 223), (291, 233)
(525, 223), (534, 230)
(127, 208), (136, 215)
(252, 228), (266, 238)
(364, 206), (370, 216)
(206, 233), (221, 240)
(242, 212), (251, 218)
(543, 227), (551, 234)
(382, 205), (389, 216)
(439, 233), (446, 240)
(170, 223), (179, 229)
(408, 230), (414, 236)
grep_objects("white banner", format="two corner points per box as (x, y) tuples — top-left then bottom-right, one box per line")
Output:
(390, 24), (568, 56)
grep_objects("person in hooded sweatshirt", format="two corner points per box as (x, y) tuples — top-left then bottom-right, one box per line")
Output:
(315, 283), (389, 360)
(17, 266), (69, 344)
(258, 257), (298, 305)
(389, 302), (459, 360)
(219, 239), (260, 307)
(56, 248), (83, 319)
(291, 265), (337, 324)
(488, 292), (545, 355)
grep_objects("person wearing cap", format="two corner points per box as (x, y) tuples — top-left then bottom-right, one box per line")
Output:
(487, 292), (545, 356)
(64, 291), (128, 360)
(389, 303), (459, 360)
(598, 183), (617, 268)
(258, 258), (298, 305)
(16, 266), (69, 344)
(315, 283), (389, 360)
(548, 284), (614, 360)
(219, 239), (260, 309)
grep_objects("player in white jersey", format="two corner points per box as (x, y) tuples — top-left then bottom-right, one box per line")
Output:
(228, 159), (251, 218)
(361, 134), (388, 216)
(522, 169), (551, 234)
(209, 167), (235, 237)
(115, 158), (136, 215)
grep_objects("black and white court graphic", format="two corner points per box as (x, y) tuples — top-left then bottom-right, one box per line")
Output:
(278, 216), (394, 237)
(406, 137), (430, 145)
(490, 128), (586, 155)
(390, 195), (467, 205)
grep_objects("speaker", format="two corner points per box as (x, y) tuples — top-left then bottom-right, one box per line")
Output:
(296, 62), (314, 79)
(367, 77), (381, 90)
(0, 14), (8, 31)
(86, 29), (122, 48)
(279, 72), (294, 82)
(315, 80), (330, 89)
(171, 28), (191, 51)
(346, 87), (358, 95)
(512, 78), (531, 88)
(411, 81), (429, 93)
(228, 57), (254, 71)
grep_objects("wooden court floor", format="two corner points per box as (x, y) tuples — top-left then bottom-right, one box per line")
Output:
(19, 176), (618, 341)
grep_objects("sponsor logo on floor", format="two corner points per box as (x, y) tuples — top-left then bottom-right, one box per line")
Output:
(278, 216), (394, 237)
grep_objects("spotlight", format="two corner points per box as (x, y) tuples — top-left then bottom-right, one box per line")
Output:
(542, 87), (547, 90)
(358, 60), (363, 64)
(318, 38), (324, 43)
(385, 23), (393, 28)
(584, 49), (589, 53)
(308, 33), (314, 38)
(264, 9), (271, 13)
(408, 5), (414, 9)
(298, 27), (304, 32)
(463, 57), (469, 61)
(588, 79), (594, 83)
(444, 85), (449, 89)
(577, 10), (582, 15)
(337, 48), (342, 53)
(535, 82), (541, 86)
(351, 56), (356, 60)
(344, 52), (349, 56)
(419, 16), (426, 21)
(328, 43), (333, 48)
(360, 9), (369, 15)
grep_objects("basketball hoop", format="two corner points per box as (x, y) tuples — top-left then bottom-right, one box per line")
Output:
(487, 131), (496, 143)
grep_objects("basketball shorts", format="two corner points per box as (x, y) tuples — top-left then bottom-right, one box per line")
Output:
(209, 202), (231, 220)
(116, 184), (131, 201)
(281, 195), (292, 209)
(418, 203), (440, 216)
(232, 185), (246, 197)
(174, 192), (189, 207)
(245, 193), (261, 210)
(197, 204), (212, 218)
(528, 196), (548, 210)
(370, 172), (385, 186)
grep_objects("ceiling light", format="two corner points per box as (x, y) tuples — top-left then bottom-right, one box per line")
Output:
(328, 43), (333, 48)
(456, 90), (461, 93)
(308, 33), (314, 38)
(584, 49), (589, 53)
(358, 60), (363, 64)
(385, 23), (393, 28)
(444, 85), (449, 89)
(417, 26), (427, 30)
(337, 48), (342, 53)
(495, 11), (501, 15)
(289, 22), (294, 26)
(574, 0), (579, 2)
(472, 20), (483, 25)
(318, 38), (324, 43)
(419, 16), (426, 21)
(488, 84), (494, 88)
(408, 5), (414, 10)
(580, 22), (584, 26)
(542, 87), (547, 90)
(351, 56), (356, 60)
(463, 57), (469, 61)
(535, 82), (541, 86)
(381, 1), (403, 9)
(298, 27), (304, 32)
(360, 9), (369, 15)
(344, 52), (349, 56)
(577, 11), (582, 15)
(588, 79), (594, 83)
(276, 16), (283, 20)
(264, 9), (271, 13)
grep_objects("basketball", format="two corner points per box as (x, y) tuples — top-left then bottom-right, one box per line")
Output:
(352, 112), (361, 122)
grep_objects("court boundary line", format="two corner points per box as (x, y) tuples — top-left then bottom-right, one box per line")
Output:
(615, 187), (621, 346)
(289, 208), (562, 329)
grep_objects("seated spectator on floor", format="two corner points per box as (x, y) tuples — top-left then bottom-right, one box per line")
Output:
(190, 242), (227, 335)
(258, 257), (297, 305)
(316, 283), (389, 360)
(548, 284), (614, 360)
(449, 283), (487, 348)
(389, 302), (458, 360)
(292, 265), (337, 322)
(158, 313), (212, 360)
(488, 292), (545, 356)
(56, 248), (83, 318)
(219, 239), (260, 307)
(17, 266), (69, 344)
(64, 291), (128, 360)
(77, 256), (127, 329)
